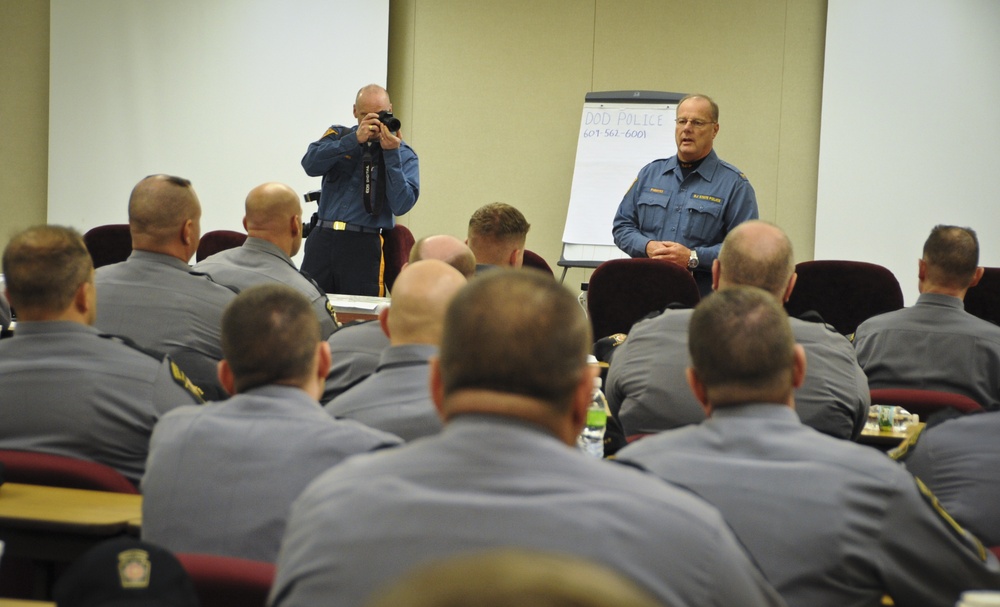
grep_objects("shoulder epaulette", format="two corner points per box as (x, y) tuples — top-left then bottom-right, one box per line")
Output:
(188, 270), (240, 294)
(718, 159), (750, 180)
(98, 332), (169, 362)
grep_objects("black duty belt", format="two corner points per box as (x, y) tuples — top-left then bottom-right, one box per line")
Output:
(318, 220), (383, 235)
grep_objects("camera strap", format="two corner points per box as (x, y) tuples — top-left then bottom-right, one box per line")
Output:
(362, 144), (387, 217)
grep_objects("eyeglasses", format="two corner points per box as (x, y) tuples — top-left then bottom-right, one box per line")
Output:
(675, 118), (716, 129)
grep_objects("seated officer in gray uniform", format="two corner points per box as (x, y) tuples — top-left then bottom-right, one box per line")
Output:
(855, 225), (1000, 410)
(141, 284), (400, 563)
(322, 235), (476, 402)
(95, 174), (237, 401)
(194, 182), (338, 339)
(893, 409), (1000, 547)
(618, 287), (1000, 607)
(467, 202), (530, 273)
(269, 270), (784, 607)
(326, 260), (466, 441)
(0, 226), (202, 485)
(608, 220), (869, 440)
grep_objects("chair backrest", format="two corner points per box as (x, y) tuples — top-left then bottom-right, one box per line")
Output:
(964, 267), (1000, 327)
(522, 249), (554, 276)
(383, 224), (415, 293)
(83, 224), (132, 268)
(0, 449), (138, 493)
(196, 230), (248, 262)
(869, 388), (985, 419)
(587, 258), (700, 339)
(175, 553), (276, 607)
(784, 260), (904, 336)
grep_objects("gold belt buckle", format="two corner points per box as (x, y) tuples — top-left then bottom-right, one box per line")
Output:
(332, 221), (347, 231)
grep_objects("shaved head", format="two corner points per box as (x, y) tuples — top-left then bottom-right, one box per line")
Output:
(354, 84), (391, 122)
(386, 259), (467, 345)
(128, 175), (200, 245)
(243, 182), (304, 256)
(410, 235), (477, 278)
(717, 220), (795, 299)
(127, 174), (201, 261)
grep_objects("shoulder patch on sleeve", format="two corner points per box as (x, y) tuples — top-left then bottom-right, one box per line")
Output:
(169, 360), (207, 403)
(325, 299), (340, 325)
(322, 127), (338, 138)
(914, 476), (989, 562)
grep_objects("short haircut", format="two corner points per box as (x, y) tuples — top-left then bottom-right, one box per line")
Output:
(127, 174), (199, 242)
(678, 93), (719, 122)
(689, 286), (795, 403)
(438, 270), (591, 412)
(221, 284), (320, 393)
(467, 203), (530, 246)
(718, 221), (795, 297)
(2, 225), (93, 313)
(923, 225), (979, 288)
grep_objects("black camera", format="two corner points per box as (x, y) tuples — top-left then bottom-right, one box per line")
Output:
(378, 110), (401, 132)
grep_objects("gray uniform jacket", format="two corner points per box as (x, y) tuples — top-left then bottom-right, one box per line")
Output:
(607, 308), (870, 439)
(617, 404), (1000, 607)
(325, 343), (442, 441)
(141, 385), (401, 563)
(321, 320), (389, 403)
(269, 415), (785, 607)
(194, 237), (338, 339)
(0, 321), (201, 484)
(854, 293), (1000, 410)
(95, 250), (237, 400)
(895, 410), (1000, 546)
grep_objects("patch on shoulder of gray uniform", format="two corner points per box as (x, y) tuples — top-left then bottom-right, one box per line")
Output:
(169, 360), (207, 404)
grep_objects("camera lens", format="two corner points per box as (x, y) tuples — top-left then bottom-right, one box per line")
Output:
(378, 111), (401, 132)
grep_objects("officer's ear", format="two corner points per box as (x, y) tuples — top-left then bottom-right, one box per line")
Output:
(218, 360), (237, 395)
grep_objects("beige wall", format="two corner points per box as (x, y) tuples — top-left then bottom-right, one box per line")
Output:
(4, 0), (826, 284)
(1, 0), (49, 252)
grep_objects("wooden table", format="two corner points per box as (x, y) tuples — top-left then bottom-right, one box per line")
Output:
(859, 422), (924, 451)
(0, 483), (141, 563)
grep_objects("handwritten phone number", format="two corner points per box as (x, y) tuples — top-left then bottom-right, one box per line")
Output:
(583, 129), (647, 139)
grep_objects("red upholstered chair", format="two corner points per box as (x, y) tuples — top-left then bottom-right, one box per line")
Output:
(869, 388), (985, 420)
(522, 249), (554, 277)
(0, 449), (138, 493)
(196, 230), (248, 262)
(784, 260), (904, 336)
(83, 224), (132, 268)
(964, 267), (1000, 327)
(587, 258), (700, 339)
(382, 224), (415, 293)
(175, 553), (276, 607)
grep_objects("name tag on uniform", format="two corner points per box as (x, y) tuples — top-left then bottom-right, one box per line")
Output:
(650, 188), (664, 194)
(692, 194), (722, 203)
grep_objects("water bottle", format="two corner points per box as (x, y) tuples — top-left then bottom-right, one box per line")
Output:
(578, 367), (608, 458)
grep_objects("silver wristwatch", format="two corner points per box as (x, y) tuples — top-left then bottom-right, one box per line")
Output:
(687, 249), (699, 270)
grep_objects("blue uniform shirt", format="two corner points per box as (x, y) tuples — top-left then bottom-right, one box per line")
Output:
(301, 124), (420, 230)
(612, 149), (758, 271)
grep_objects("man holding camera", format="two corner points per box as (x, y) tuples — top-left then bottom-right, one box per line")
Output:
(301, 84), (420, 296)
